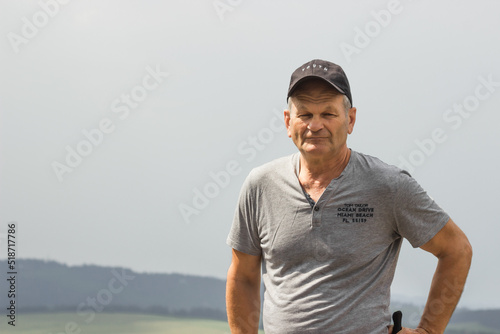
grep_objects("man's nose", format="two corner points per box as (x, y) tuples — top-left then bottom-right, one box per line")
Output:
(307, 116), (324, 132)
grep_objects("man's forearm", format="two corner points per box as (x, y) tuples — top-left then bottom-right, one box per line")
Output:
(226, 278), (261, 334)
(418, 246), (472, 334)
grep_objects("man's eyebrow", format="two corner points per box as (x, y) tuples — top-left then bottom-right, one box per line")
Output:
(294, 103), (309, 111)
(323, 105), (339, 112)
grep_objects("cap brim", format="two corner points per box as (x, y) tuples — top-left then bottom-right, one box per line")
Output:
(287, 75), (347, 99)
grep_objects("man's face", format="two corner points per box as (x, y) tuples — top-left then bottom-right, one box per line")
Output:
(285, 80), (356, 159)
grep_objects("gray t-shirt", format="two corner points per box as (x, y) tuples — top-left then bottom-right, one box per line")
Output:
(227, 151), (449, 334)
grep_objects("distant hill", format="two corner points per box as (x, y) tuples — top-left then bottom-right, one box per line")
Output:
(0, 259), (226, 320)
(0, 259), (499, 333)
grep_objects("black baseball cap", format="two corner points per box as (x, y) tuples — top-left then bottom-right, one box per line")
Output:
(287, 59), (353, 107)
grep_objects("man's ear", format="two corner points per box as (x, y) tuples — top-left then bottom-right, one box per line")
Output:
(284, 109), (292, 138)
(347, 107), (356, 134)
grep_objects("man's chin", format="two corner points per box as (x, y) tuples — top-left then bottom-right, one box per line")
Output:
(300, 145), (330, 156)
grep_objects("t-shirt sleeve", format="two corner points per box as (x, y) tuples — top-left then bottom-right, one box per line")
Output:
(393, 171), (450, 248)
(226, 171), (262, 256)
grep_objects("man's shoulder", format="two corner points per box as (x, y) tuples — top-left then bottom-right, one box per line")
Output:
(250, 153), (297, 175)
(351, 150), (409, 181)
(245, 153), (297, 184)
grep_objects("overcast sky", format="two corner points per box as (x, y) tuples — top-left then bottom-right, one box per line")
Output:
(1, 0), (499, 309)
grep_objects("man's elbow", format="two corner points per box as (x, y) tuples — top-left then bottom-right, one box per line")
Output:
(447, 233), (473, 267)
(227, 272), (260, 290)
(227, 264), (261, 289)
(462, 236), (473, 266)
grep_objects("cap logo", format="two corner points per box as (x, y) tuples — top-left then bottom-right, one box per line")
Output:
(301, 63), (328, 72)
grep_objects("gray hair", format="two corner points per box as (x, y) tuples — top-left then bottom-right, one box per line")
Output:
(287, 95), (351, 114)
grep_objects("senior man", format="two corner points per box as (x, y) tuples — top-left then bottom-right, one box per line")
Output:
(226, 59), (472, 334)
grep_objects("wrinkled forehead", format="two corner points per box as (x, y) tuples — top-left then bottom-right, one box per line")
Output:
(291, 95), (344, 113)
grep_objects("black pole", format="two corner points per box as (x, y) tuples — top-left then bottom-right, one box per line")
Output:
(392, 310), (402, 333)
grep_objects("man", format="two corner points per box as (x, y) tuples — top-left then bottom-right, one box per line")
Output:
(226, 59), (472, 333)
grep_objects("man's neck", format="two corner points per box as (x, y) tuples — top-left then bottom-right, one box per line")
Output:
(299, 147), (351, 188)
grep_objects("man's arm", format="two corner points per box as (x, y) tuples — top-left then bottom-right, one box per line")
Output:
(397, 218), (472, 334)
(226, 248), (262, 334)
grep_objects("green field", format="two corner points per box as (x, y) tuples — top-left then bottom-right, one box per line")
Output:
(2, 312), (498, 334)
(0, 312), (265, 334)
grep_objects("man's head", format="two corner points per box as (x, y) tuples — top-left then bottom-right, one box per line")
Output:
(285, 60), (356, 160)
